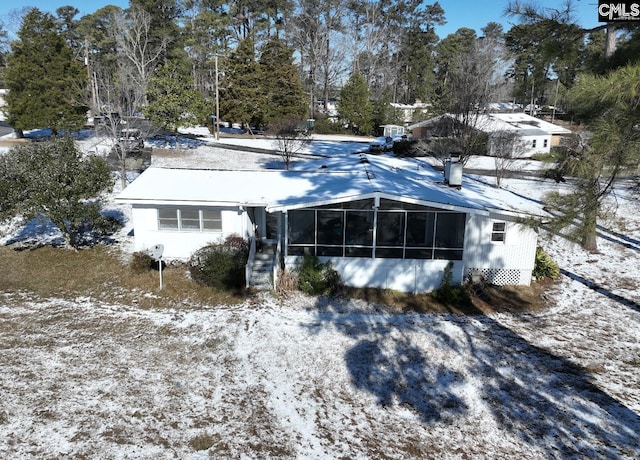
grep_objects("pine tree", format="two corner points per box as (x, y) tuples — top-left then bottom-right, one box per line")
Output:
(5, 9), (88, 137)
(219, 38), (265, 128)
(546, 63), (640, 250)
(145, 61), (209, 132)
(338, 72), (372, 135)
(259, 38), (307, 124)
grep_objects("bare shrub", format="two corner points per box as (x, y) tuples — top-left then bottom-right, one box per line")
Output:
(275, 268), (298, 298)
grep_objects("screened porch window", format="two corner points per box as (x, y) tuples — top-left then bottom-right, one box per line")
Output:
(287, 201), (466, 260)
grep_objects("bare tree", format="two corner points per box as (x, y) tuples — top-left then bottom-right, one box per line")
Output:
(91, 65), (155, 190)
(438, 34), (511, 165)
(112, 5), (168, 113)
(489, 130), (527, 187)
(269, 118), (310, 170)
(288, 0), (349, 119)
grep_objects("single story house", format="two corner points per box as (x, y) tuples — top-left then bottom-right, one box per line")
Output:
(380, 125), (405, 137)
(488, 112), (572, 148)
(409, 112), (572, 157)
(390, 99), (431, 124)
(116, 154), (546, 293)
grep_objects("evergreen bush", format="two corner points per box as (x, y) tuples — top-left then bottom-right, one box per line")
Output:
(533, 246), (560, 280)
(189, 235), (249, 291)
(432, 262), (471, 306)
(297, 255), (341, 295)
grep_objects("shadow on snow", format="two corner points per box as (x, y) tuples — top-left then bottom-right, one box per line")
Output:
(304, 295), (640, 458)
(560, 268), (640, 313)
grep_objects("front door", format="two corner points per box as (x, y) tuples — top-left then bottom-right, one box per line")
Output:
(266, 212), (279, 241)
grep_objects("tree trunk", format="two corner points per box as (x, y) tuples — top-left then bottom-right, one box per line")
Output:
(582, 209), (598, 251)
(605, 23), (617, 60)
(581, 182), (599, 251)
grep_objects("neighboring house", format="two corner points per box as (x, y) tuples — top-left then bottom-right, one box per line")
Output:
(390, 99), (431, 124)
(489, 112), (572, 148)
(409, 112), (572, 157)
(316, 98), (338, 117)
(380, 125), (405, 137)
(116, 154), (546, 293)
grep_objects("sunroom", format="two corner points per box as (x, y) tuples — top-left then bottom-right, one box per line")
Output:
(273, 195), (471, 292)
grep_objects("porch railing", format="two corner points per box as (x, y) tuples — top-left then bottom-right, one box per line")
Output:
(272, 238), (282, 289)
(245, 236), (256, 289)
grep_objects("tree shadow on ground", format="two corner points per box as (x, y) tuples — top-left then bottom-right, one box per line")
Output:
(305, 292), (640, 457)
(560, 268), (640, 313)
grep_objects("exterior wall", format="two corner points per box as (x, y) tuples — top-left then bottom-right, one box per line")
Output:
(130, 204), (252, 259)
(285, 256), (463, 293)
(522, 133), (552, 156)
(462, 214), (538, 285)
(488, 133), (551, 158)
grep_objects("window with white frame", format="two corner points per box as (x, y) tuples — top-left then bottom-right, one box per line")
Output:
(532, 139), (537, 148)
(543, 139), (548, 148)
(491, 222), (506, 242)
(158, 208), (222, 232)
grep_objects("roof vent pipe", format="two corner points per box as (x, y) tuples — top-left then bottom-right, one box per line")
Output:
(444, 158), (451, 182)
(448, 162), (463, 187)
(444, 157), (462, 187)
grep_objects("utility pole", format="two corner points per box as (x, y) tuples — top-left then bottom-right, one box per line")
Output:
(215, 54), (220, 141)
(85, 39), (97, 115)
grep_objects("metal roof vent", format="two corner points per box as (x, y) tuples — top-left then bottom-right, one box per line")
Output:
(444, 158), (462, 187)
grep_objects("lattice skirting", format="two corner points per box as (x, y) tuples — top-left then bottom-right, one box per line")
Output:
(466, 268), (532, 286)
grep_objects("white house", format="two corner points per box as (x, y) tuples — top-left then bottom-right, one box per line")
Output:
(409, 112), (572, 158)
(390, 99), (431, 124)
(116, 154), (546, 293)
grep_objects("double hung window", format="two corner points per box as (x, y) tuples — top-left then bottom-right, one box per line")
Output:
(158, 208), (222, 232)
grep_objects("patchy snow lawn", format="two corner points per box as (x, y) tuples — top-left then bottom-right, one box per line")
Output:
(0, 132), (639, 458)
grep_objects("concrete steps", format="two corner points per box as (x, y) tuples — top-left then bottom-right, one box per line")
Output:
(249, 243), (275, 290)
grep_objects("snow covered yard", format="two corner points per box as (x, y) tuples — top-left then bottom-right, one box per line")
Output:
(1, 267), (639, 459)
(0, 133), (639, 458)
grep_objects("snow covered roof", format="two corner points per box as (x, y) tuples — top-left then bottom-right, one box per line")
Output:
(408, 112), (571, 136)
(489, 112), (572, 135)
(116, 154), (546, 218)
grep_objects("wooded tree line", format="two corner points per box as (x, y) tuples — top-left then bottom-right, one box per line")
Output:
(1, 0), (638, 136)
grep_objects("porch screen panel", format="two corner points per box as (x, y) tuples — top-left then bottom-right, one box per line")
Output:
(434, 212), (466, 260)
(405, 211), (436, 259)
(406, 212), (435, 247)
(376, 211), (405, 258)
(345, 211), (373, 245)
(345, 210), (373, 257)
(317, 210), (344, 256)
(288, 210), (316, 256)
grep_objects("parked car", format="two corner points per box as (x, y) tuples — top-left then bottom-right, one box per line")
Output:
(369, 136), (394, 153)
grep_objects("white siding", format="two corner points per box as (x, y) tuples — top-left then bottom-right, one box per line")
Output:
(130, 205), (251, 259)
(463, 214), (538, 285)
(285, 256), (463, 293)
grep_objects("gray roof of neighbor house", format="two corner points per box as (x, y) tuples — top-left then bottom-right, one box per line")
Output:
(116, 153), (547, 218)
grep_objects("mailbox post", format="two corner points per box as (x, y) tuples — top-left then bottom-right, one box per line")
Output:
(148, 244), (165, 290)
